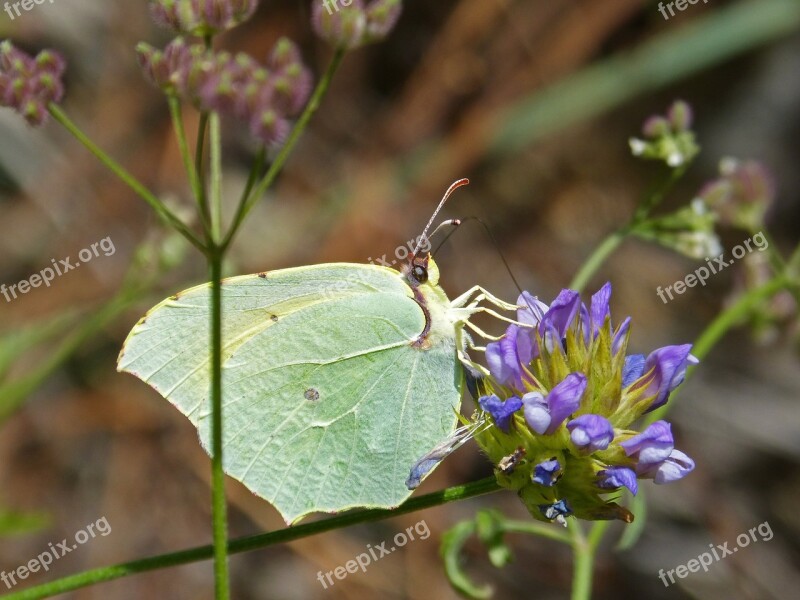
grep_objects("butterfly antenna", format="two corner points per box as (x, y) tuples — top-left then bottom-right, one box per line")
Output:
(433, 216), (544, 318)
(413, 178), (470, 256)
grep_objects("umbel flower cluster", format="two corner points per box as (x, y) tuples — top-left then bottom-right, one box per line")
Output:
(474, 283), (696, 523)
(0, 41), (65, 126)
(137, 37), (311, 146)
(149, 0), (258, 35)
(312, 0), (402, 50)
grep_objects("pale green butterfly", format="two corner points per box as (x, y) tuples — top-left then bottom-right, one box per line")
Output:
(117, 179), (519, 523)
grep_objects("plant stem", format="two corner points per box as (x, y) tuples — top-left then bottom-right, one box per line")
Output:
(221, 147), (265, 252)
(569, 229), (627, 293)
(47, 104), (205, 253)
(196, 112), (210, 221)
(208, 246), (230, 600)
(1, 478), (501, 600)
(209, 114), (224, 243)
(225, 48), (346, 246)
(644, 272), (789, 425)
(168, 96), (211, 236)
(568, 520), (594, 600)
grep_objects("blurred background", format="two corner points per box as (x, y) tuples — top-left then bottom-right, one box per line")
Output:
(1, 0), (799, 598)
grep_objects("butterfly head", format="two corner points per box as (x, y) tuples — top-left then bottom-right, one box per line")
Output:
(406, 253), (440, 288)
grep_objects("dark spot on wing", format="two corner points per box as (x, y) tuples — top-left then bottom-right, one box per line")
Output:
(304, 388), (320, 402)
(258, 272), (268, 279)
(270, 314), (279, 322)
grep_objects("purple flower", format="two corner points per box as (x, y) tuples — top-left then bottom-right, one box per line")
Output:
(0, 42), (65, 126)
(567, 414), (614, 453)
(622, 354), (645, 388)
(312, 0), (402, 49)
(485, 324), (532, 388)
(516, 291), (548, 328)
(522, 373), (587, 435)
(589, 282), (612, 336)
(597, 467), (638, 495)
(539, 289), (580, 352)
(631, 344), (699, 412)
(620, 420), (674, 467)
(532, 459), (561, 486)
(479, 394), (522, 433)
(639, 449), (695, 484)
(612, 316), (631, 355)
(149, 0), (258, 34)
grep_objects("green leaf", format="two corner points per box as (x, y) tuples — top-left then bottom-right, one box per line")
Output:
(118, 263), (464, 523)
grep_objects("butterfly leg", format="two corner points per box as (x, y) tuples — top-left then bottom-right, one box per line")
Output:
(450, 285), (519, 311)
(464, 319), (505, 341)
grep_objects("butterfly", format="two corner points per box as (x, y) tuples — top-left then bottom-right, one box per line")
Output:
(117, 179), (520, 523)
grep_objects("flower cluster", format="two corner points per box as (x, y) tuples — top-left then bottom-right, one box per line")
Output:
(149, 0), (258, 35)
(698, 158), (775, 232)
(475, 283), (697, 523)
(137, 37), (311, 145)
(312, 0), (402, 50)
(0, 41), (66, 126)
(629, 100), (699, 168)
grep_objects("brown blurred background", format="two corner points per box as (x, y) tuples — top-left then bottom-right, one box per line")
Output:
(1, 0), (799, 598)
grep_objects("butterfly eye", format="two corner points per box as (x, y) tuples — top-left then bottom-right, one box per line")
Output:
(412, 265), (428, 284)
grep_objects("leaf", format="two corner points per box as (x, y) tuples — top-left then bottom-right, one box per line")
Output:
(118, 263), (463, 523)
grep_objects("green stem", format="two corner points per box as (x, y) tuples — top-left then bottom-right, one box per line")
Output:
(568, 520), (594, 600)
(196, 112), (210, 222)
(569, 229), (627, 293)
(221, 147), (266, 251)
(644, 272), (788, 425)
(47, 104), (205, 253)
(224, 48), (346, 246)
(209, 114), (224, 243)
(208, 247), (230, 600)
(1, 478), (501, 600)
(168, 96), (210, 236)
(569, 164), (687, 292)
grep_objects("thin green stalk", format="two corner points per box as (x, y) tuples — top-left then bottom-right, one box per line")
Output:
(225, 48), (346, 245)
(569, 165), (687, 292)
(503, 519), (572, 545)
(568, 520), (594, 600)
(209, 114), (224, 243)
(196, 112), (210, 222)
(208, 247), (230, 600)
(644, 273), (789, 425)
(1, 478), (501, 600)
(168, 96), (210, 236)
(569, 229), (627, 293)
(221, 147), (266, 251)
(47, 104), (205, 253)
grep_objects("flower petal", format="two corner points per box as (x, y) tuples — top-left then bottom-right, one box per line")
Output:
(567, 414), (614, 453)
(597, 467), (639, 495)
(652, 449), (695, 484)
(622, 354), (646, 388)
(620, 420), (674, 466)
(479, 394), (523, 433)
(522, 391), (550, 435)
(532, 458), (561, 486)
(634, 344), (697, 411)
(545, 373), (587, 434)
(590, 282), (612, 335)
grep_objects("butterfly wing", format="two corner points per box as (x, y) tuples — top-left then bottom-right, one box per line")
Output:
(118, 263), (463, 523)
